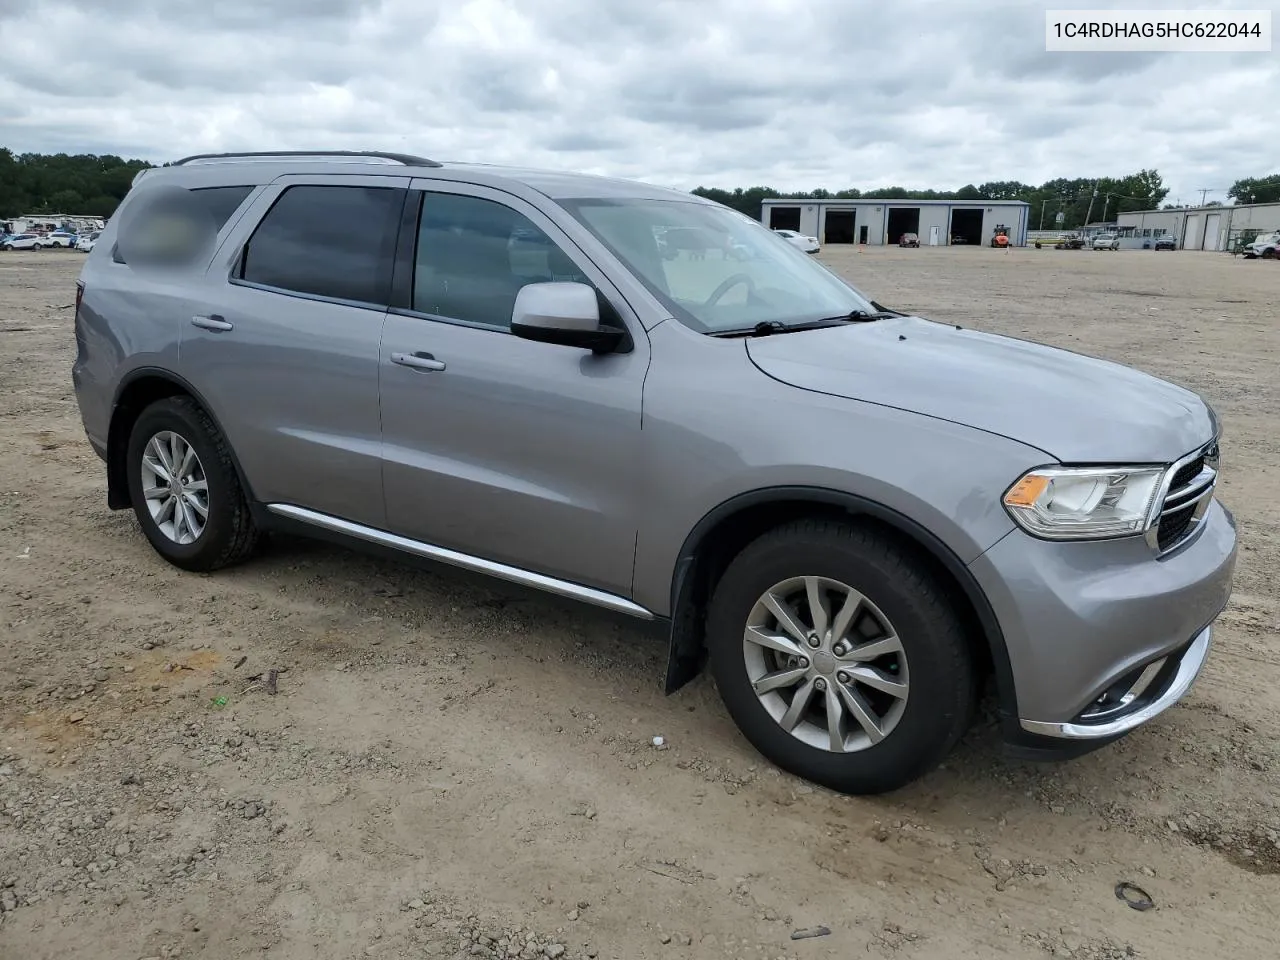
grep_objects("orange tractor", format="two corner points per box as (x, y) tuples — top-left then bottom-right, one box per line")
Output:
(990, 225), (1011, 248)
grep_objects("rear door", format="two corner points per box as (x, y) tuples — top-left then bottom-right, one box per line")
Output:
(377, 181), (649, 596)
(179, 174), (408, 529)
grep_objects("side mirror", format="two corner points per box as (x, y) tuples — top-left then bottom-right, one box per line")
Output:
(510, 282), (625, 353)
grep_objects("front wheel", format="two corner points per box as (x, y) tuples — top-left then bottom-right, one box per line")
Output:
(1262, 249), (1277, 260)
(705, 520), (977, 794)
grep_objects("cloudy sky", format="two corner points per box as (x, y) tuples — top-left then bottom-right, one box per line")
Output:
(2, 0), (1276, 203)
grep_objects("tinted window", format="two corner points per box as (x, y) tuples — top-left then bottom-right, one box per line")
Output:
(412, 193), (591, 328)
(193, 185), (254, 231)
(113, 185), (254, 264)
(240, 185), (403, 305)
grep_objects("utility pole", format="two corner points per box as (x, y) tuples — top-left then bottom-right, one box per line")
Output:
(1100, 193), (1111, 224)
(1083, 181), (1099, 229)
(1198, 189), (1209, 206)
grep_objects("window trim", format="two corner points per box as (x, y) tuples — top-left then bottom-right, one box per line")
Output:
(387, 183), (635, 350)
(228, 182), (410, 310)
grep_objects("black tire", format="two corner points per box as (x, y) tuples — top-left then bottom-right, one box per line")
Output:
(125, 396), (259, 572)
(705, 519), (977, 795)
(1262, 249), (1277, 260)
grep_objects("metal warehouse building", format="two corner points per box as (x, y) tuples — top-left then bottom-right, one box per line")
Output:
(761, 198), (1032, 247)
(1116, 201), (1280, 252)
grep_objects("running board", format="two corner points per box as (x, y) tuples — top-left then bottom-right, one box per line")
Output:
(265, 503), (655, 620)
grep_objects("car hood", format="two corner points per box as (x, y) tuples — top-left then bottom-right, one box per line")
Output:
(745, 316), (1215, 463)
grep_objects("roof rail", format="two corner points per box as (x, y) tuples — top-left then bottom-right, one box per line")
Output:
(170, 150), (442, 168)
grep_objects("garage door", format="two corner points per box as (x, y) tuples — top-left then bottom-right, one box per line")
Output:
(1183, 215), (1202, 250)
(1203, 213), (1222, 251)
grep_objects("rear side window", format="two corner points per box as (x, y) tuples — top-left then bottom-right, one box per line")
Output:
(193, 185), (254, 231)
(238, 185), (403, 306)
(112, 185), (254, 264)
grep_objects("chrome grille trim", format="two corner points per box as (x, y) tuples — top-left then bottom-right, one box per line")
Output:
(1144, 439), (1220, 553)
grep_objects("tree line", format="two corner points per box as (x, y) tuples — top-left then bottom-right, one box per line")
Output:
(3, 148), (1279, 230)
(0, 149), (151, 220)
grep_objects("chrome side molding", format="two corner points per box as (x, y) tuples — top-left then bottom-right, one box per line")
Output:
(265, 503), (655, 620)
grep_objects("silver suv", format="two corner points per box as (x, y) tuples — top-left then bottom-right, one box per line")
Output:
(72, 151), (1237, 794)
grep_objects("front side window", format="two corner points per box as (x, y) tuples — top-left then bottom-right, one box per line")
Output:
(563, 198), (876, 334)
(239, 184), (403, 305)
(412, 192), (591, 328)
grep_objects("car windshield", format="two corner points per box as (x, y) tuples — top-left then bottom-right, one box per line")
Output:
(562, 198), (875, 334)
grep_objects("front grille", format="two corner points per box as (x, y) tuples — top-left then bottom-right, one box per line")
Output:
(1157, 506), (1197, 550)
(1169, 456), (1205, 491)
(1148, 442), (1219, 553)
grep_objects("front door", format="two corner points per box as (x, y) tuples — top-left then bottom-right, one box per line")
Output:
(180, 175), (408, 529)
(378, 183), (648, 597)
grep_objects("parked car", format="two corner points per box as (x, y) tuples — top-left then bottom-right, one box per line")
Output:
(898, 232), (920, 248)
(0, 232), (45, 251)
(1154, 235), (1176, 251)
(74, 151), (1237, 795)
(1091, 234), (1120, 251)
(76, 231), (101, 252)
(772, 228), (820, 254)
(1242, 231), (1280, 259)
(44, 230), (78, 248)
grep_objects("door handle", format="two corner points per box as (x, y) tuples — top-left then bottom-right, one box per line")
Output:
(192, 314), (234, 332)
(391, 351), (446, 372)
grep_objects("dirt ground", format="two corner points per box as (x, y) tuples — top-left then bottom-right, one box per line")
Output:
(2, 245), (1278, 960)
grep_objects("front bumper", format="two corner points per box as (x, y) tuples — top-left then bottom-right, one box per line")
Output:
(970, 499), (1237, 752)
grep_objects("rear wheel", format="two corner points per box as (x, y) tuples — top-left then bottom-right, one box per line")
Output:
(125, 397), (259, 572)
(705, 520), (977, 794)
(1262, 248), (1277, 260)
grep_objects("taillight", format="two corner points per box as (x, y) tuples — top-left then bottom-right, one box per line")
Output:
(75, 280), (84, 319)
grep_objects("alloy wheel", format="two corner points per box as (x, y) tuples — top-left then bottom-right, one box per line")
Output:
(743, 576), (909, 753)
(140, 430), (209, 544)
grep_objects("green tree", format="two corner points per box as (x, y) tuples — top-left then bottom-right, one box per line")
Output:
(1228, 175), (1280, 205)
(0, 149), (152, 219)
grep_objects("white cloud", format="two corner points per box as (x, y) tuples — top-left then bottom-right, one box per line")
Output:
(1, 0), (1276, 202)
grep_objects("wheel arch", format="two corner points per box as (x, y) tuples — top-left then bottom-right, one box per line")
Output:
(107, 368), (255, 510)
(663, 486), (1018, 722)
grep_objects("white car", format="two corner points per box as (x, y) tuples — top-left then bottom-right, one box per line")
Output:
(1091, 234), (1120, 251)
(44, 231), (78, 248)
(773, 228), (820, 254)
(76, 232), (101, 252)
(1243, 231), (1280, 259)
(0, 233), (45, 251)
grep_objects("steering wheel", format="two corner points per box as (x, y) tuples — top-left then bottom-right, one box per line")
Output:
(703, 273), (756, 308)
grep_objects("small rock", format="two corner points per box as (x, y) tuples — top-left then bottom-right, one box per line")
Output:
(567, 910), (578, 921)
(68, 712), (86, 724)
(584, 808), (597, 820)
(659, 933), (672, 944)
(142, 642), (155, 650)
(93, 671), (109, 683)
(676, 934), (692, 946)
(408, 899), (425, 910)
(1050, 805), (1065, 815)
(123, 666), (135, 674)
(1031, 864), (1048, 877)
(576, 900), (589, 910)
(1140, 866), (1155, 877)
(544, 946), (565, 958)
(114, 842), (131, 857)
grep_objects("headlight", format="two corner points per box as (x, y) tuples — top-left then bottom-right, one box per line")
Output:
(1002, 466), (1165, 540)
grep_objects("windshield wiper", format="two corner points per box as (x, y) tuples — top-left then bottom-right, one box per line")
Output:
(813, 308), (898, 322)
(711, 318), (851, 338)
